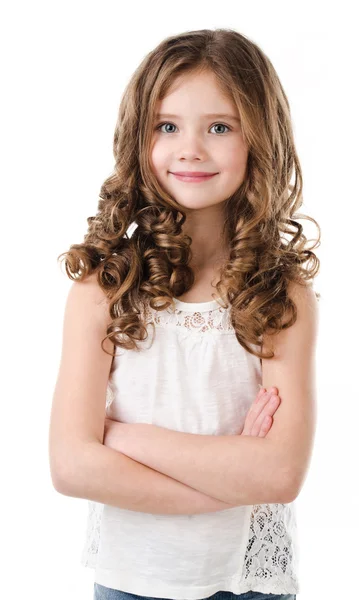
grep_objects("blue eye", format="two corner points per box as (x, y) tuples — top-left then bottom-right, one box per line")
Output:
(155, 122), (231, 134)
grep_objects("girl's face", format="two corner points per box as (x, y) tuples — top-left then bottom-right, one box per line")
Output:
(150, 70), (248, 212)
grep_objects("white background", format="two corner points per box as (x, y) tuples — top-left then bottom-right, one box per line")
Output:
(1, 1), (358, 598)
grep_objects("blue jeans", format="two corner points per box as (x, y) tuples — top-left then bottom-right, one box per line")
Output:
(93, 583), (296, 600)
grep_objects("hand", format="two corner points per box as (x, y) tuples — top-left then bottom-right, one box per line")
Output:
(240, 387), (281, 437)
(103, 386), (281, 448)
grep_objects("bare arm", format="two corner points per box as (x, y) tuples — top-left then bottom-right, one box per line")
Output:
(49, 277), (238, 515)
(55, 441), (237, 515)
(101, 285), (319, 508)
(106, 283), (318, 507)
(104, 422), (291, 506)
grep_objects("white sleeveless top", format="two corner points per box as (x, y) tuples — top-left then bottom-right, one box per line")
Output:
(80, 297), (299, 598)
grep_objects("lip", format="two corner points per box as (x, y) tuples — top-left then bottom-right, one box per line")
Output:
(171, 171), (217, 176)
(170, 171), (218, 183)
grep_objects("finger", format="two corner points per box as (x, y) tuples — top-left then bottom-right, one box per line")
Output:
(255, 387), (267, 403)
(242, 394), (270, 435)
(251, 396), (280, 436)
(248, 390), (273, 422)
(258, 415), (272, 437)
(258, 386), (278, 397)
(242, 395), (268, 434)
(242, 389), (279, 436)
(249, 394), (280, 436)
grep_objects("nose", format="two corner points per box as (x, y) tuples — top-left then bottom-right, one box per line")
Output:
(177, 133), (207, 160)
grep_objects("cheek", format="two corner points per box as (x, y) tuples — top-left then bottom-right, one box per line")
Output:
(150, 143), (167, 173)
(224, 142), (248, 172)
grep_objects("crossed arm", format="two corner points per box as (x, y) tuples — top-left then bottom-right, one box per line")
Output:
(104, 283), (318, 507)
(103, 421), (293, 506)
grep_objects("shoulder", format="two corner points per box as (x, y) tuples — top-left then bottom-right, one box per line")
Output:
(288, 280), (319, 311)
(263, 280), (319, 354)
(286, 280), (320, 345)
(67, 271), (112, 328)
(71, 271), (109, 304)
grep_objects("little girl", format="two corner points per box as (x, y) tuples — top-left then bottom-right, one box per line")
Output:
(50, 27), (320, 600)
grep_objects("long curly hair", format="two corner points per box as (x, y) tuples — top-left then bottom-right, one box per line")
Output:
(58, 28), (321, 360)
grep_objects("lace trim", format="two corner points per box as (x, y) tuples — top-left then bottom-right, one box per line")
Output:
(142, 302), (235, 334)
(80, 501), (104, 568)
(80, 501), (298, 593)
(241, 503), (299, 593)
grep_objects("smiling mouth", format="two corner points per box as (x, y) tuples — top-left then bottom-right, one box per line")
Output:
(170, 172), (218, 182)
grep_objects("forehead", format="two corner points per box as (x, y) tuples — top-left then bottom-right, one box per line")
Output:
(155, 70), (237, 113)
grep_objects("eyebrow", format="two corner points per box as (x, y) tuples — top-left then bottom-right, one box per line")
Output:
(155, 113), (241, 123)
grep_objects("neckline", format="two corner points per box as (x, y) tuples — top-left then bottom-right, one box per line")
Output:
(173, 297), (221, 312)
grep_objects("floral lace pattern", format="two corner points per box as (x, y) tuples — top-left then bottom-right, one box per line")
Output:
(81, 500), (298, 593)
(241, 503), (299, 594)
(143, 300), (235, 334)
